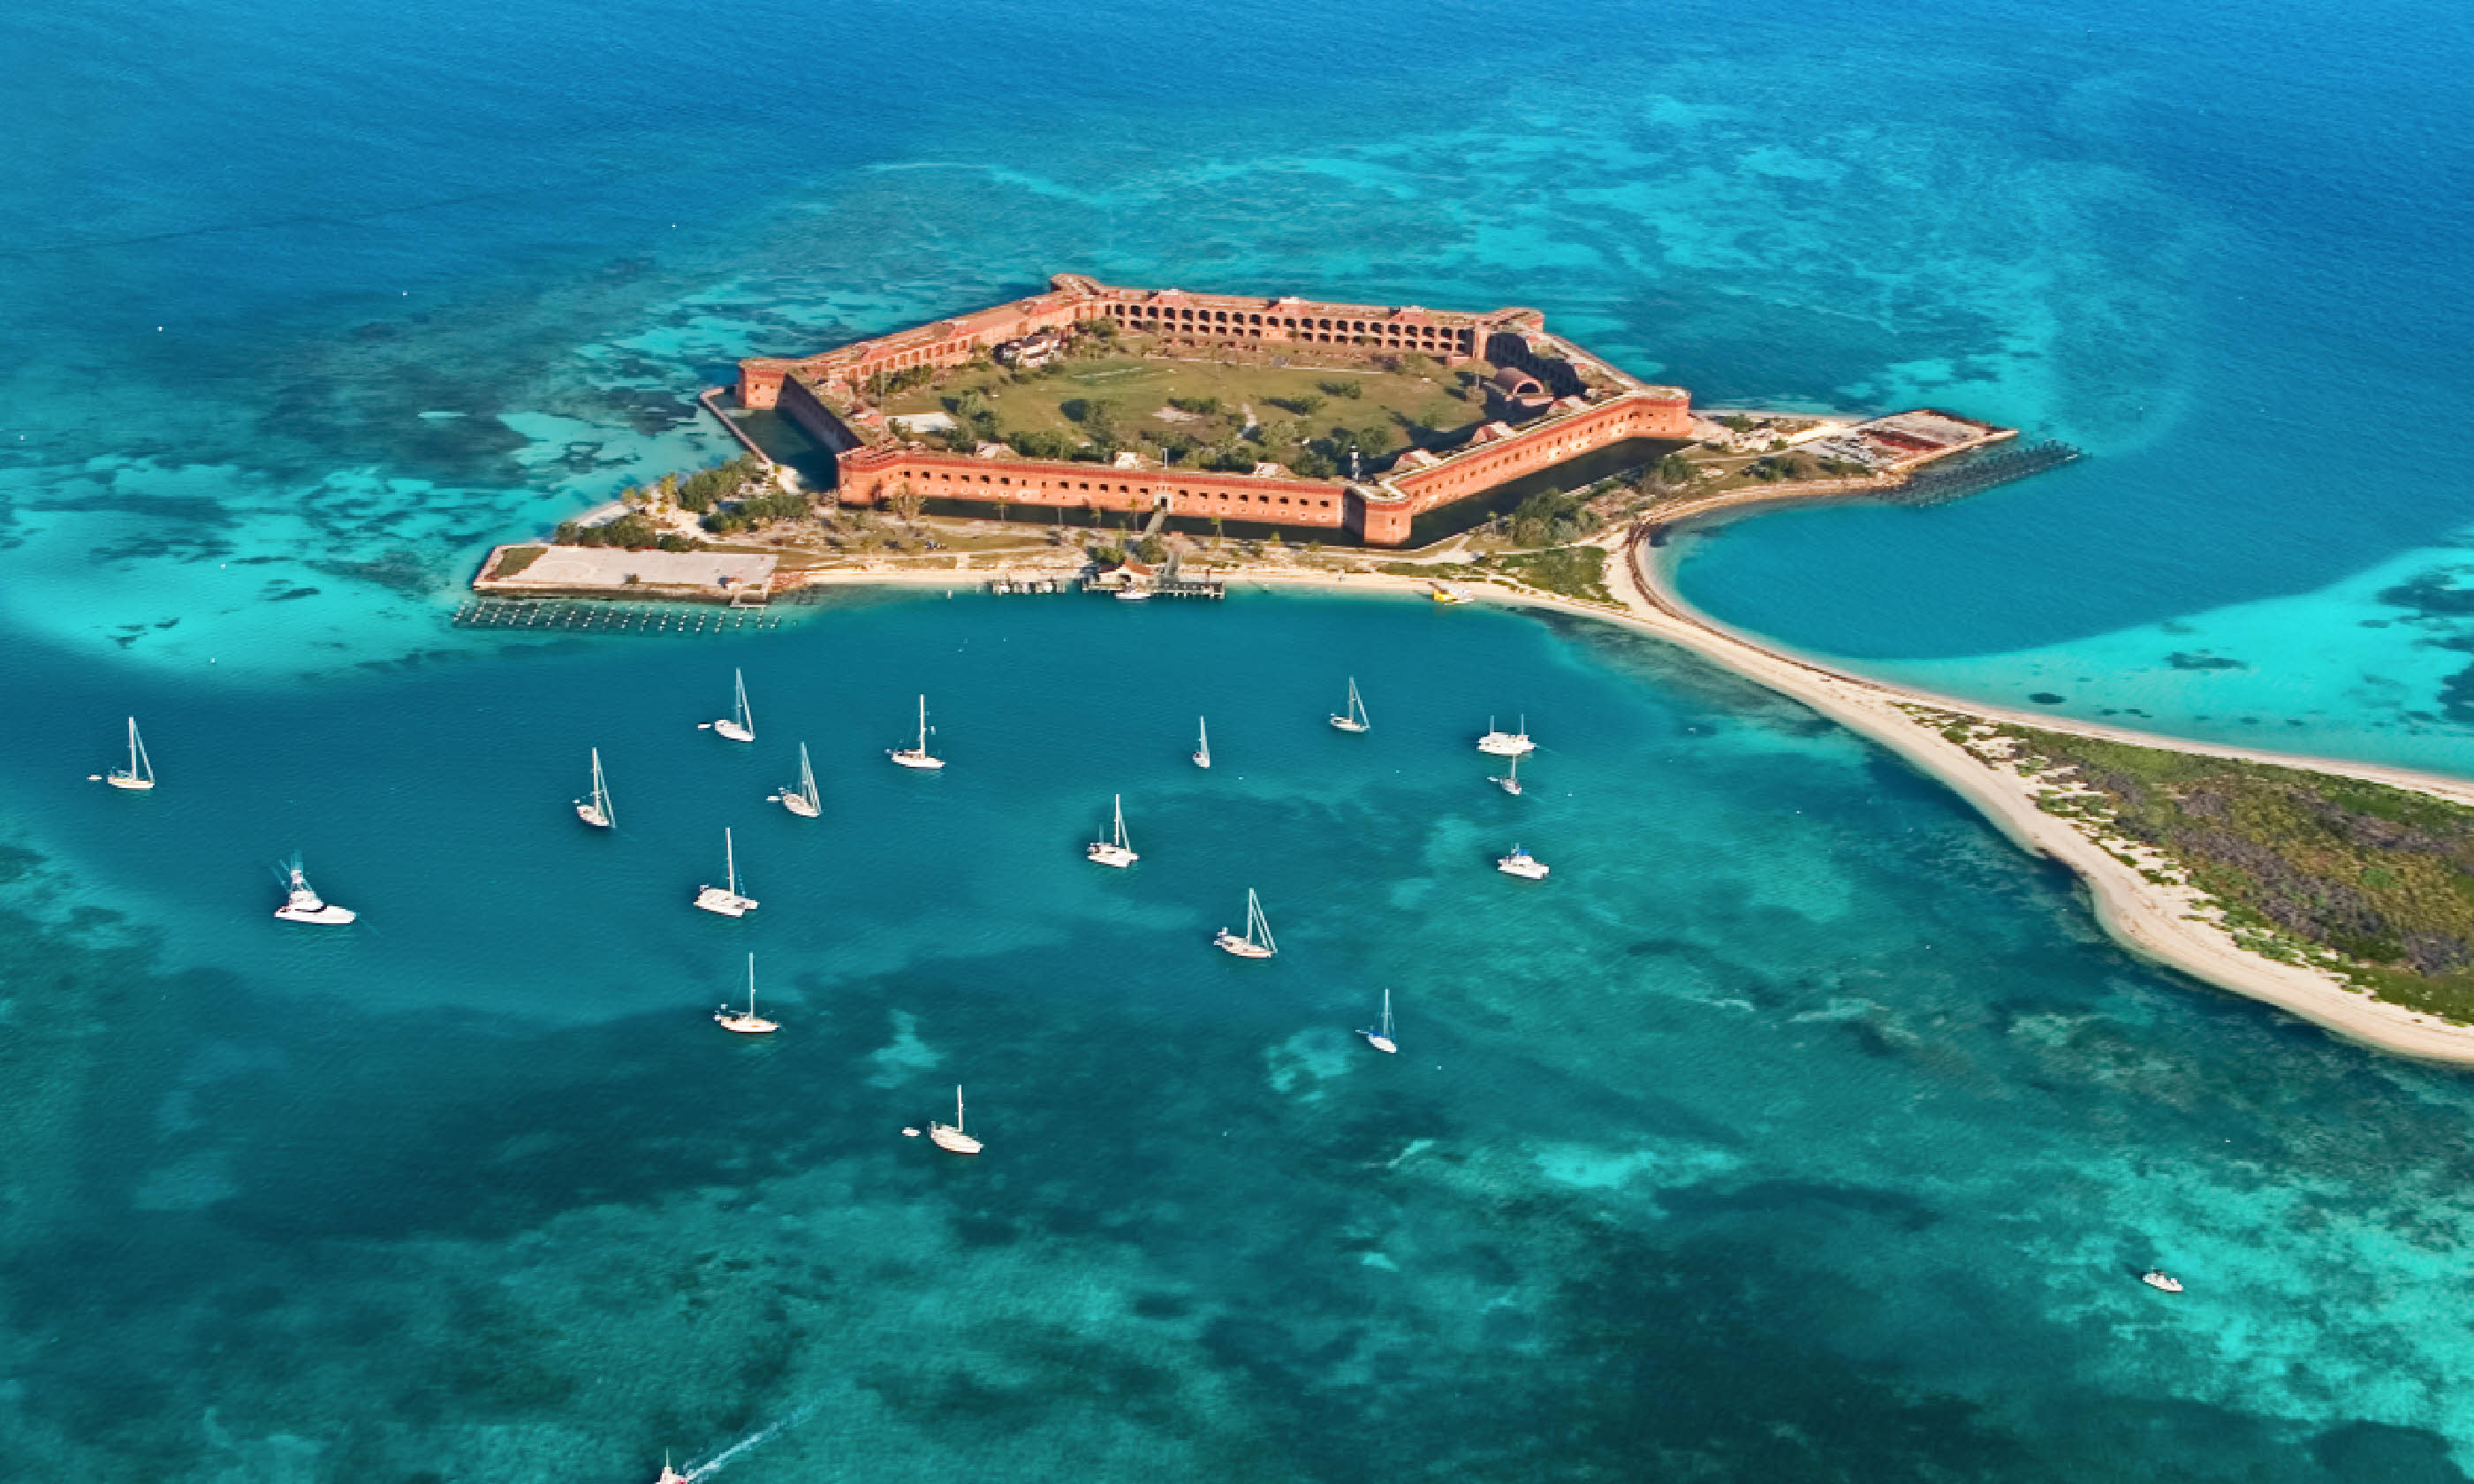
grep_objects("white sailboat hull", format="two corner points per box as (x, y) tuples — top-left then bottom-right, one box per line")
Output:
(1087, 843), (1137, 867)
(1215, 930), (1274, 958)
(712, 720), (754, 743)
(1193, 752), (1211, 768)
(779, 793), (820, 817)
(1363, 1033), (1398, 1054)
(1329, 716), (1369, 732)
(929, 1124), (983, 1155)
(694, 887), (759, 917)
(575, 802), (611, 827)
(1476, 734), (1535, 756)
(715, 1011), (778, 1034)
(106, 774), (156, 791)
(1494, 776), (1522, 796)
(889, 749), (945, 770)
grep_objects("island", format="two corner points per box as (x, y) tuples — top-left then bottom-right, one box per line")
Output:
(467, 276), (2474, 1064)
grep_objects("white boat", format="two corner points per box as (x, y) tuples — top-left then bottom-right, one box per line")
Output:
(1491, 749), (1524, 797)
(1193, 716), (1211, 769)
(704, 668), (755, 743)
(575, 746), (614, 828)
(1330, 676), (1370, 733)
(1496, 844), (1550, 880)
(1476, 714), (1535, 757)
(103, 716), (156, 791)
(772, 742), (820, 817)
(929, 1085), (983, 1155)
(1087, 793), (1138, 867)
(715, 951), (778, 1034)
(2141, 1269), (2184, 1293)
(271, 852), (356, 924)
(656, 1453), (691, 1484)
(1358, 987), (1399, 1054)
(694, 827), (760, 916)
(1114, 585), (1153, 602)
(1430, 580), (1474, 605)
(1214, 887), (1278, 958)
(888, 694), (945, 770)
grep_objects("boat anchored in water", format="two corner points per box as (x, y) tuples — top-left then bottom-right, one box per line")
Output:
(888, 694), (945, 770)
(1496, 844), (1550, 880)
(272, 852), (356, 924)
(929, 1085), (983, 1155)
(1330, 677), (1370, 733)
(1214, 888), (1278, 958)
(1491, 749), (1524, 796)
(97, 716), (156, 791)
(1087, 793), (1138, 867)
(1193, 716), (1211, 769)
(693, 828), (760, 917)
(1358, 988), (1399, 1054)
(702, 668), (755, 743)
(715, 951), (778, 1034)
(1476, 715), (1535, 756)
(771, 742), (820, 817)
(2141, 1269), (2184, 1293)
(575, 747), (614, 828)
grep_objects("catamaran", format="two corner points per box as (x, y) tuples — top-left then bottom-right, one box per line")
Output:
(1087, 793), (1138, 867)
(888, 694), (944, 770)
(272, 852), (356, 924)
(1193, 716), (1211, 769)
(1497, 844), (1550, 880)
(693, 828), (760, 916)
(1358, 988), (1399, 1054)
(714, 951), (778, 1034)
(1330, 677), (1370, 733)
(1491, 749), (1524, 797)
(929, 1085), (983, 1155)
(101, 716), (156, 791)
(1476, 715), (1535, 756)
(703, 669), (755, 743)
(772, 742), (820, 817)
(575, 747), (614, 828)
(1214, 888), (1277, 958)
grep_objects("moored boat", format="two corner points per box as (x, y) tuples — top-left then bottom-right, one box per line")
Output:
(1215, 888), (1278, 958)
(889, 695), (945, 770)
(575, 746), (614, 828)
(1476, 714), (1534, 756)
(272, 852), (356, 924)
(704, 669), (755, 743)
(1330, 677), (1370, 733)
(1087, 793), (1138, 867)
(103, 716), (156, 791)
(693, 828), (760, 916)
(1496, 844), (1550, 880)
(929, 1085), (983, 1155)
(1358, 987), (1399, 1054)
(715, 952), (778, 1034)
(2141, 1269), (2183, 1293)
(772, 742), (820, 817)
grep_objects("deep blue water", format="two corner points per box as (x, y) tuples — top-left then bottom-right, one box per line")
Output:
(9, 0), (2474, 1477)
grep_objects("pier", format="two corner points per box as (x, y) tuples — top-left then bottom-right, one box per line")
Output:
(452, 598), (785, 634)
(698, 386), (778, 472)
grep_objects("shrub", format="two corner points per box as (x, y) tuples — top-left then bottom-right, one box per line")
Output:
(1317, 379), (1362, 399)
(1270, 394), (1324, 417)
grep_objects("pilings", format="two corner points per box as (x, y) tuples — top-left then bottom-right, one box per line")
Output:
(452, 598), (785, 634)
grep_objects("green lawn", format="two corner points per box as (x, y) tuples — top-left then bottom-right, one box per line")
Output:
(881, 355), (1481, 473)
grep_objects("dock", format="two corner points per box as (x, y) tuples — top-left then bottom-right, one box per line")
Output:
(452, 598), (785, 634)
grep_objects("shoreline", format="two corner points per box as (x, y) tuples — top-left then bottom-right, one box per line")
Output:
(1135, 550), (2474, 1064)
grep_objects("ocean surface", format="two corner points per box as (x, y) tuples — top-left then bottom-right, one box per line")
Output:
(7, 0), (2474, 1477)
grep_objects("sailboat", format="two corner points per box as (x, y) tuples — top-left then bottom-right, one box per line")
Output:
(1358, 988), (1398, 1054)
(574, 747), (614, 827)
(1491, 749), (1523, 797)
(771, 742), (820, 817)
(888, 694), (944, 770)
(1476, 714), (1535, 756)
(1496, 844), (1551, 880)
(1213, 888), (1277, 958)
(1329, 677), (1370, 733)
(1193, 716), (1211, 769)
(693, 828), (761, 916)
(714, 952), (778, 1034)
(271, 852), (356, 924)
(929, 1085), (983, 1155)
(702, 669), (755, 743)
(102, 716), (156, 791)
(1087, 793), (1138, 867)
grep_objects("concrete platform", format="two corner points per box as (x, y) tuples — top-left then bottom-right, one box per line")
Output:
(478, 545), (777, 597)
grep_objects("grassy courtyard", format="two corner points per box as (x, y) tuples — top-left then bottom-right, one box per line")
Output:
(878, 354), (1484, 478)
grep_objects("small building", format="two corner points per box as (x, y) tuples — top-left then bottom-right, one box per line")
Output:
(1089, 556), (1157, 593)
(995, 328), (1065, 368)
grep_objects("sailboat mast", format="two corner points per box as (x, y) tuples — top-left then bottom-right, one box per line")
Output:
(956, 1086), (966, 1131)
(918, 695), (928, 752)
(725, 828), (737, 892)
(747, 952), (756, 1015)
(736, 670), (751, 731)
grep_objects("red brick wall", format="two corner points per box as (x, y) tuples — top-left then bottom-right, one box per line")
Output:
(1389, 391), (1690, 514)
(843, 451), (1353, 531)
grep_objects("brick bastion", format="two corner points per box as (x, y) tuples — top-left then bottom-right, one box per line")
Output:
(735, 274), (1692, 547)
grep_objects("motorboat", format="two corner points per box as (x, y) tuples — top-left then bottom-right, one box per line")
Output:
(2141, 1270), (2184, 1293)
(272, 852), (356, 924)
(1496, 845), (1550, 880)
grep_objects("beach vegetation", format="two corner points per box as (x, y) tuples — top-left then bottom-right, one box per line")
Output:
(1318, 379), (1363, 399)
(490, 545), (546, 579)
(1499, 546), (1613, 602)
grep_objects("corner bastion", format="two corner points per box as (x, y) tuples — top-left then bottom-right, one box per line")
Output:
(734, 274), (1691, 547)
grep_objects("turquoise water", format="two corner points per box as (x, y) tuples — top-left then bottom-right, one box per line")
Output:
(18, 592), (2474, 1481)
(11, 0), (2474, 1475)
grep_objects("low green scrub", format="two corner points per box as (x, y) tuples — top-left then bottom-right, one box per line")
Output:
(492, 545), (546, 579)
(1499, 547), (1612, 602)
(2000, 723), (2474, 1021)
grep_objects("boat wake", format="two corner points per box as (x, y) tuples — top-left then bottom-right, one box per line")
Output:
(684, 1394), (829, 1480)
